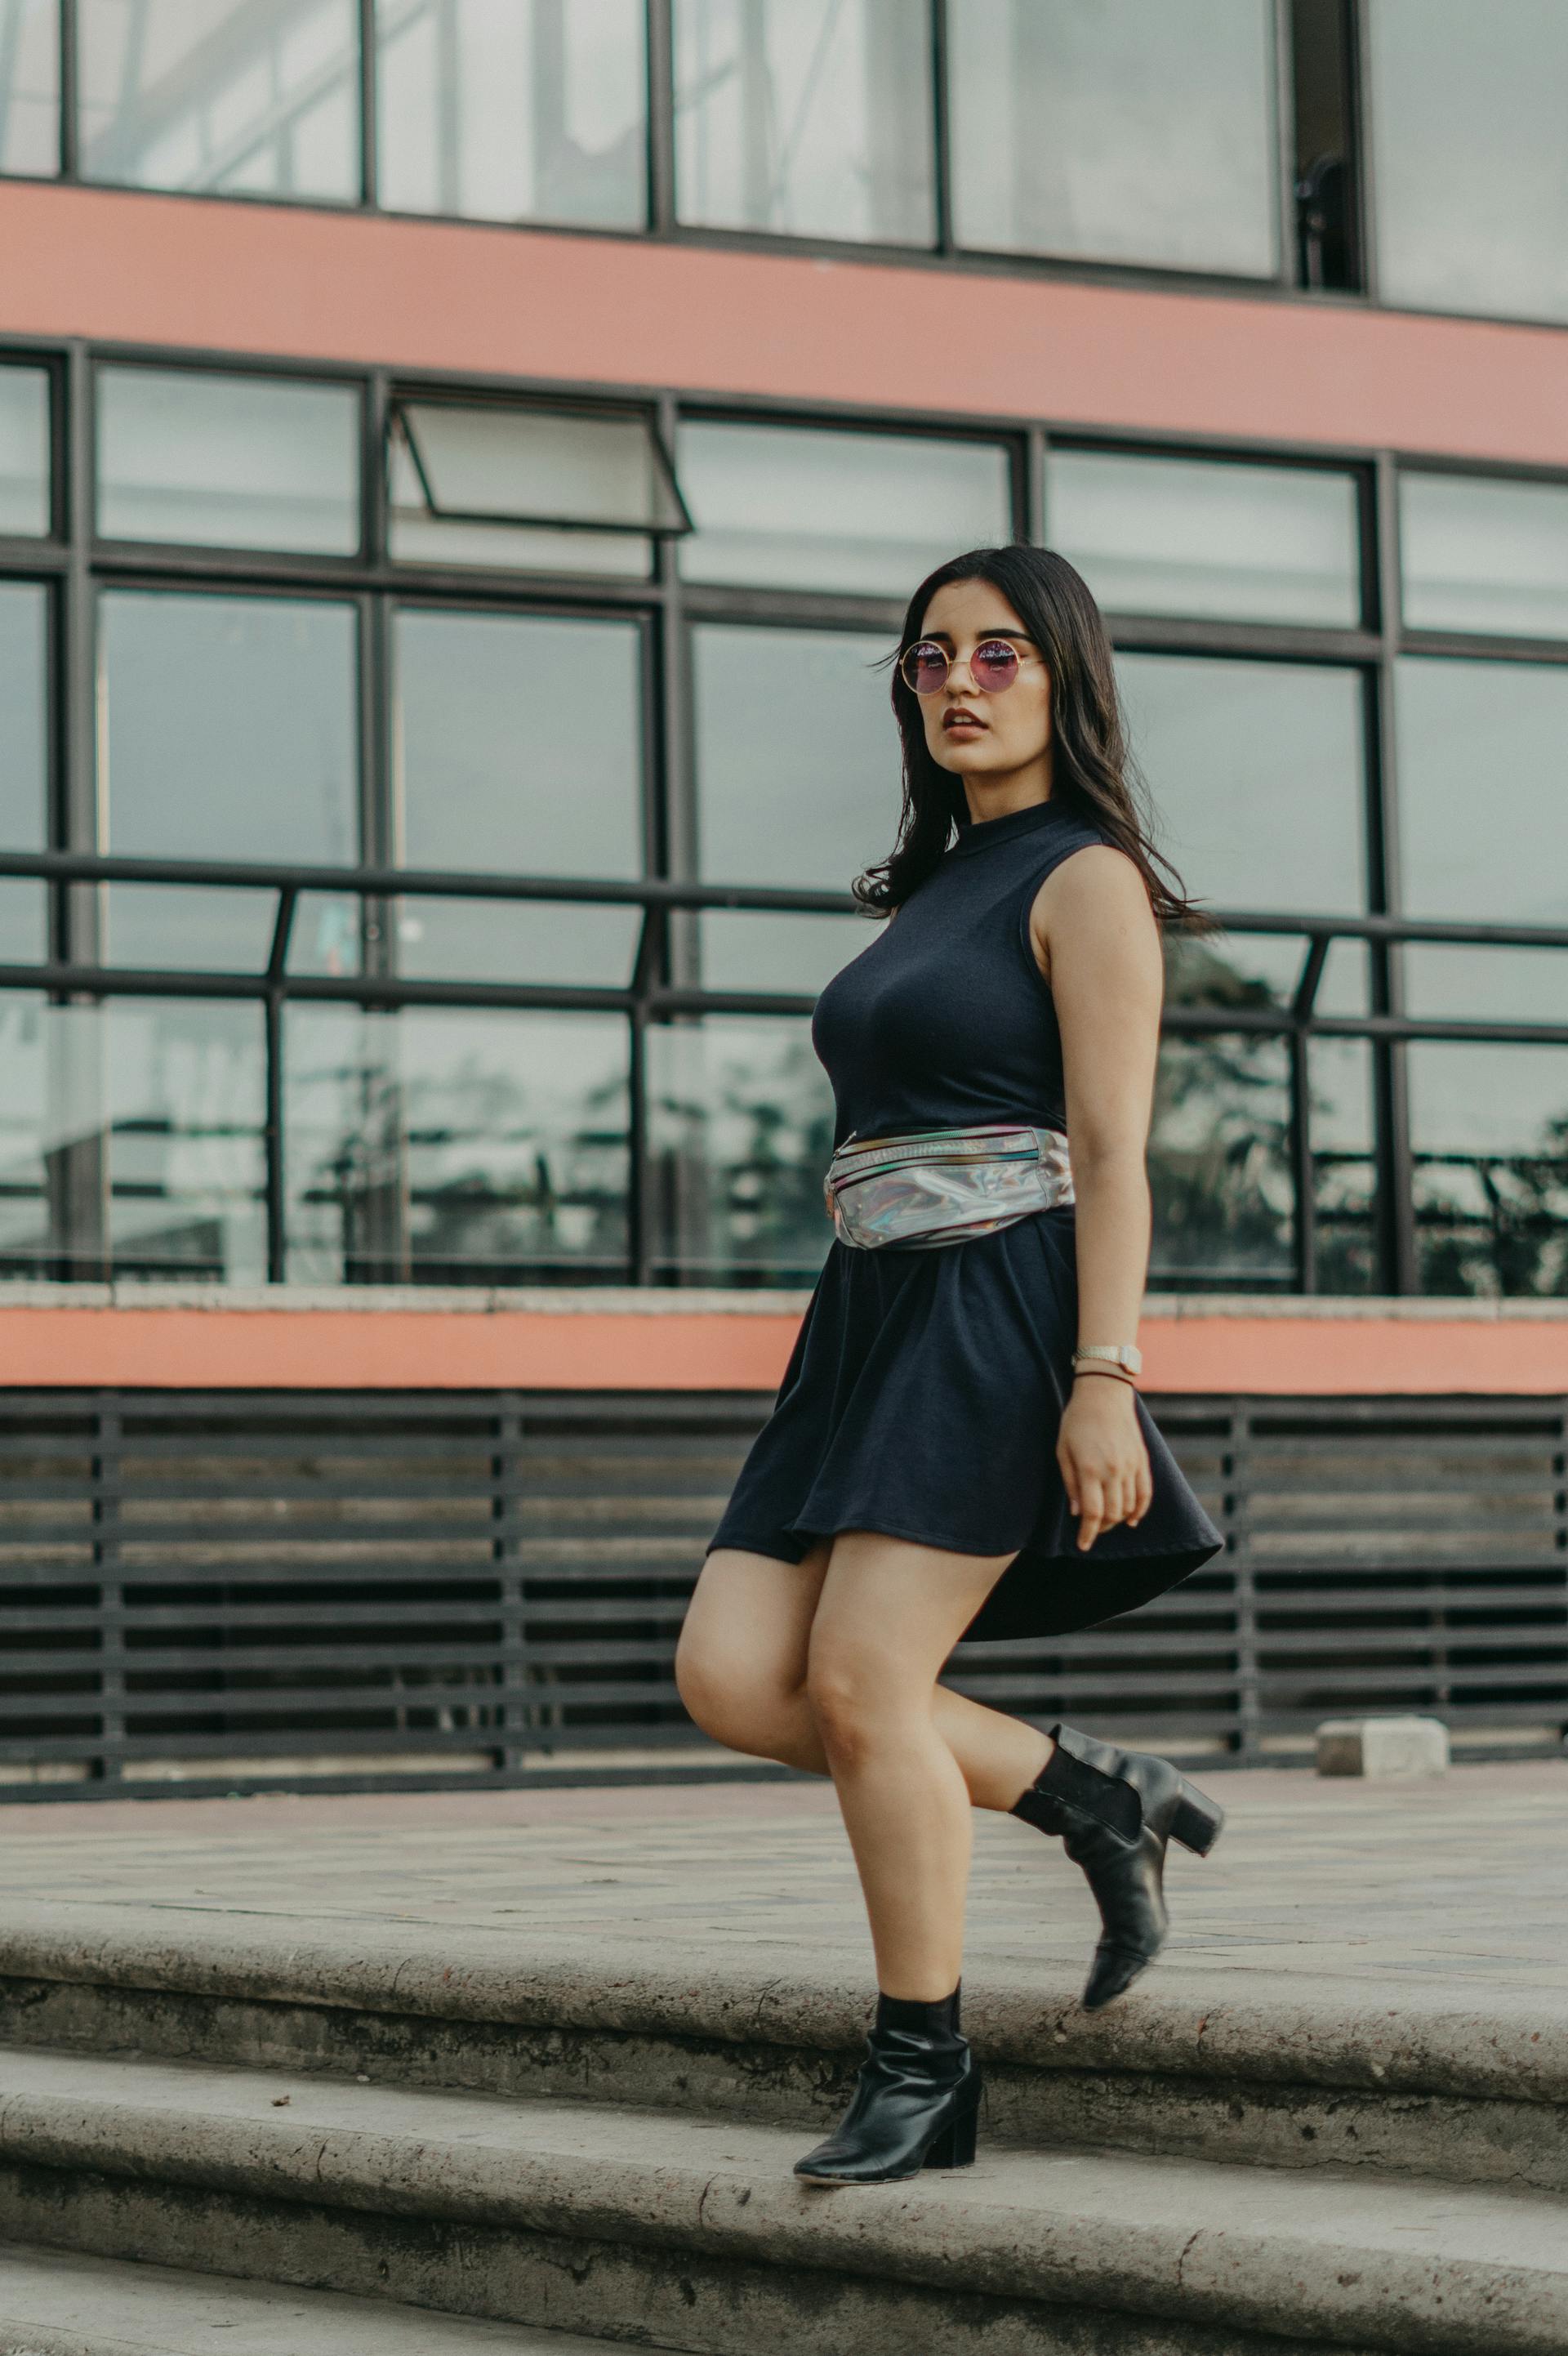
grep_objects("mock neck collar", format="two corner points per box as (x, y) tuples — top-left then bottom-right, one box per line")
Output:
(949, 795), (1072, 857)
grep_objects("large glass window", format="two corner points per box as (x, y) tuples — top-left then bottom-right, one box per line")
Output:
(1049, 452), (1362, 629)
(1408, 1044), (1568, 1297)
(1148, 1033), (1293, 1288)
(1399, 472), (1568, 642)
(676, 420), (1011, 596)
(393, 606), (644, 984)
(0, 0), (58, 176)
(97, 367), (360, 555)
(286, 1006), (630, 1283)
(105, 1000), (267, 1282)
(1367, 0), (1568, 325)
(950, 0), (1280, 277)
(1395, 658), (1568, 1028)
(0, 582), (47, 962)
(98, 591), (359, 969)
(78, 0), (360, 202)
(674, 0), (934, 245)
(692, 623), (893, 993)
(376, 0), (646, 229)
(1119, 654), (1370, 1014)
(648, 1015), (834, 1285)
(0, 994), (48, 1275)
(0, 367), (50, 537)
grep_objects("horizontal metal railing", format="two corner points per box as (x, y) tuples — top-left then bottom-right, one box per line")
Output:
(0, 1385), (1560, 1798)
(2, 847), (1566, 1292)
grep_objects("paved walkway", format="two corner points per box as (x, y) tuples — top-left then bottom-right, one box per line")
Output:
(1, 1760), (1563, 2015)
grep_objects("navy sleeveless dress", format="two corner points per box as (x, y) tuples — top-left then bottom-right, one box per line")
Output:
(703, 792), (1223, 1644)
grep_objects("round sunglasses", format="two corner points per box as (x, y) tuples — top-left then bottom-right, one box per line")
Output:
(899, 636), (1037, 697)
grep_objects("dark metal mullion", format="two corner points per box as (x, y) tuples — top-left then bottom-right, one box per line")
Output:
(359, 579), (401, 1283)
(650, 388), (695, 1284)
(645, 0), (675, 236)
(929, 0), (952, 258)
(1289, 933), (1330, 1292)
(1348, 0), (1378, 306)
(1287, 1027), (1316, 1293)
(263, 889), (296, 1283)
(357, 0), (376, 209)
(54, 340), (105, 1279)
(56, 0), (78, 180)
(1368, 451), (1415, 1293)
(1272, 0), (1296, 291)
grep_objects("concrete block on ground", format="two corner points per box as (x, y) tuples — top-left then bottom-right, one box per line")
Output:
(1316, 1716), (1450, 1779)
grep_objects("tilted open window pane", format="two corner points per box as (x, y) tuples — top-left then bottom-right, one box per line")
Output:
(0, 0), (59, 176)
(1049, 451), (1361, 627)
(78, 0), (360, 202)
(1368, 0), (1568, 325)
(0, 368), (50, 536)
(98, 367), (361, 554)
(673, 0), (935, 246)
(1399, 471), (1568, 640)
(950, 0), (1280, 278)
(676, 420), (1011, 594)
(376, 0), (647, 230)
(389, 401), (680, 575)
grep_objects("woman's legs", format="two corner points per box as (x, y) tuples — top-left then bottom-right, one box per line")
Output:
(805, 1529), (1037, 1999)
(676, 1541), (1053, 1814)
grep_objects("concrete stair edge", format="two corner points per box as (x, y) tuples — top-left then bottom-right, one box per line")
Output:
(0, 2241), (649, 2356)
(0, 1900), (1561, 2107)
(0, 2049), (1564, 2356)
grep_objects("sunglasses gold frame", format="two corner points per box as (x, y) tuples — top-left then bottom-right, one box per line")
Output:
(899, 637), (1039, 696)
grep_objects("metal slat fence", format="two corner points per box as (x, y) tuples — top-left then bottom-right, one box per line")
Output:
(0, 1388), (1562, 1796)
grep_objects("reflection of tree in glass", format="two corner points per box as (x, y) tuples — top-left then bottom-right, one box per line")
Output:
(1416, 1114), (1568, 1297)
(655, 1024), (835, 1284)
(408, 1052), (629, 1280)
(1150, 944), (1291, 1285)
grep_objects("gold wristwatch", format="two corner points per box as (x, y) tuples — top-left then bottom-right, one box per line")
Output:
(1071, 1342), (1143, 1377)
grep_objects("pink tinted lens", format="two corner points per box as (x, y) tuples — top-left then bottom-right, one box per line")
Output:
(971, 640), (1020, 689)
(903, 641), (948, 694)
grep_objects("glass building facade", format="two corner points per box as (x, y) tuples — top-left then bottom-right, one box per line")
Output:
(1, 3), (1566, 1301)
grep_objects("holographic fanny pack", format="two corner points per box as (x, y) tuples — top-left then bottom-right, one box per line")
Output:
(823, 1122), (1075, 1251)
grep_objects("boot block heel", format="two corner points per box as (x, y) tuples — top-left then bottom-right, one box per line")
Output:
(922, 2097), (979, 2171)
(1171, 1783), (1225, 1856)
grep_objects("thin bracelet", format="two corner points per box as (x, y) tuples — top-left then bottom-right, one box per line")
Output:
(1071, 1364), (1138, 1387)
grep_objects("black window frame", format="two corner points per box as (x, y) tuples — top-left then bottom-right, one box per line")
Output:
(2, 333), (1567, 1294)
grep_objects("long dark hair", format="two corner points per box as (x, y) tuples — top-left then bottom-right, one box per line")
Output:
(854, 543), (1209, 930)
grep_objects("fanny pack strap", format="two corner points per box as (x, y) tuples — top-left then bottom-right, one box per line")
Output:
(827, 1123), (1055, 1188)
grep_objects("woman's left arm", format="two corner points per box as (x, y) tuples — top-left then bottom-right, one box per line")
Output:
(1030, 845), (1165, 1552)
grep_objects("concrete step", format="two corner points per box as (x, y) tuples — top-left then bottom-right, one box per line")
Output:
(0, 2045), (1564, 2356)
(0, 2242), (641, 2356)
(1, 1902), (1564, 2196)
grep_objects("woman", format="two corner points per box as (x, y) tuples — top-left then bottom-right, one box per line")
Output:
(674, 543), (1225, 2188)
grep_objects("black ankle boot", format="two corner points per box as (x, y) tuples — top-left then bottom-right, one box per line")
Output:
(1011, 1722), (1226, 2011)
(794, 1984), (982, 2184)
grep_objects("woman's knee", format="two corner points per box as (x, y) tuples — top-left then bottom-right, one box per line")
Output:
(805, 1637), (911, 1767)
(675, 1622), (803, 1756)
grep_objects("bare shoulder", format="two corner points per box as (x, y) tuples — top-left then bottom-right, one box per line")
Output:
(1027, 843), (1158, 979)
